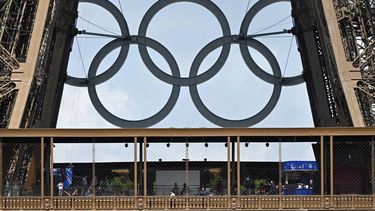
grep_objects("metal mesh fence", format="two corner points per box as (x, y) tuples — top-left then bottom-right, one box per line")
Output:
(333, 136), (373, 195)
(0, 134), (374, 203)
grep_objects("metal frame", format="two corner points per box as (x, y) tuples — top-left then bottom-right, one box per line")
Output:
(0, 128), (374, 210)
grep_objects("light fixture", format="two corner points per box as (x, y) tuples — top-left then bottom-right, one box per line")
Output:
(265, 142), (269, 147)
(225, 143), (228, 147)
(185, 143), (189, 148)
(124, 143), (128, 148)
(204, 143), (208, 147)
(245, 143), (249, 147)
(167, 143), (170, 148)
(204, 158), (207, 162)
(159, 158), (162, 162)
(146, 143), (149, 148)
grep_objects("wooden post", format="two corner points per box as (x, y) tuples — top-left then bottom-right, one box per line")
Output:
(92, 139), (96, 209)
(237, 136), (241, 197)
(50, 138), (54, 198)
(143, 137), (147, 206)
(320, 136), (324, 196)
(41, 137), (44, 197)
(0, 138), (3, 197)
(134, 137), (138, 197)
(278, 138), (282, 209)
(330, 136), (333, 204)
(227, 137), (231, 197)
(371, 136), (375, 195)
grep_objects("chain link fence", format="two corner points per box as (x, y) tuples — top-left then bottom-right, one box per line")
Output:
(0, 134), (374, 202)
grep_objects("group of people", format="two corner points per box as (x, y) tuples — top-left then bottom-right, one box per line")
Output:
(170, 183), (209, 196)
(170, 183), (189, 196)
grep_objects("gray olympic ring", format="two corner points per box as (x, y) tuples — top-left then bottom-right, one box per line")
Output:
(138, 0), (231, 86)
(67, 0), (303, 128)
(189, 35), (282, 127)
(66, 0), (130, 87)
(239, 0), (304, 86)
(87, 36), (180, 128)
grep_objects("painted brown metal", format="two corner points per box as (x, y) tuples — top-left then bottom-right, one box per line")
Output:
(330, 136), (334, 207)
(372, 137), (375, 195)
(0, 127), (375, 138)
(237, 136), (241, 198)
(227, 136), (231, 198)
(50, 138), (54, 203)
(320, 136), (324, 198)
(143, 137), (147, 206)
(134, 137), (138, 197)
(41, 137), (44, 197)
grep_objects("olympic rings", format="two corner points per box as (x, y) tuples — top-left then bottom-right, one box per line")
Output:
(67, 0), (304, 128)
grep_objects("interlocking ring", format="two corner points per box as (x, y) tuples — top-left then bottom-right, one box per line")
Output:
(240, 0), (304, 86)
(138, 0), (231, 86)
(87, 37), (180, 128)
(189, 35), (281, 127)
(67, 0), (304, 128)
(66, 0), (130, 87)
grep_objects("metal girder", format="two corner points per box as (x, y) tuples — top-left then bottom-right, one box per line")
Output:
(333, 0), (375, 126)
(0, 44), (20, 70)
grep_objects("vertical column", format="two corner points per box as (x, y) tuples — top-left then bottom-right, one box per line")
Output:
(371, 136), (374, 195)
(236, 136), (240, 197)
(0, 138), (3, 197)
(134, 137), (138, 197)
(320, 136), (324, 196)
(227, 137), (231, 197)
(143, 137), (147, 201)
(185, 142), (189, 197)
(139, 139), (143, 196)
(41, 137), (44, 197)
(330, 136), (334, 201)
(278, 139), (282, 209)
(50, 138), (54, 198)
(92, 139), (96, 202)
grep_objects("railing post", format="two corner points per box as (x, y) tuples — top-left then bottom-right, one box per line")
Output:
(92, 139), (96, 209)
(320, 135), (324, 208)
(227, 137), (231, 199)
(50, 138), (54, 207)
(144, 137), (147, 209)
(236, 136), (241, 206)
(371, 136), (374, 196)
(41, 137), (44, 198)
(0, 137), (3, 197)
(330, 136), (334, 207)
(278, 138), (282, 209)
(134, 137), (138, 198)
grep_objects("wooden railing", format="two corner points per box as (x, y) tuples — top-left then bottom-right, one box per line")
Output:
(0, 195), (374, 210)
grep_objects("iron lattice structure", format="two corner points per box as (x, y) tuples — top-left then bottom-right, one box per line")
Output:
(0, 0), (78, 200)
(292, 0), (375, 127)
(335, 0), (375, 126)
(0, 1), (374, 210)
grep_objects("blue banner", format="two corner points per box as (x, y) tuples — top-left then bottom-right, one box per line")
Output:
(64, 167), (73, 188)
(283, 161), (317, 171)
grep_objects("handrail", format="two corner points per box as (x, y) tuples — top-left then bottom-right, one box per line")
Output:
(0, 195), (373, 210)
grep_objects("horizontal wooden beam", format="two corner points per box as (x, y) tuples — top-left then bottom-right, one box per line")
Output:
(0, 127), (374, 138)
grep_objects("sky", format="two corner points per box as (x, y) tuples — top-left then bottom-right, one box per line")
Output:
(54, 0), (315, 162)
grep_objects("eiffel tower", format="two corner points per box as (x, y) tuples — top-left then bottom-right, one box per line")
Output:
(0, 0), (373, 200)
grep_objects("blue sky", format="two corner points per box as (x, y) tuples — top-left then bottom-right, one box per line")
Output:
(57, 0), (314, 128)
(54, 0), (315, 162)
